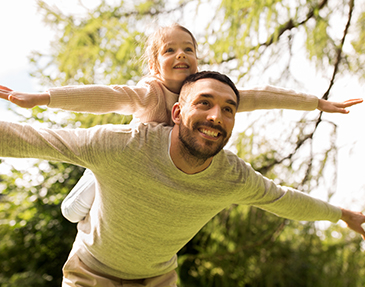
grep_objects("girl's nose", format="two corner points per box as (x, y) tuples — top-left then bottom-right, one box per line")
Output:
(176, 51), (186, 59)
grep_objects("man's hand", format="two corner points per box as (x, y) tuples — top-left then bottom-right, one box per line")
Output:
(317, 98), (363, 114)
(0, 85), (50, 108)
(340, 208), (365, 240)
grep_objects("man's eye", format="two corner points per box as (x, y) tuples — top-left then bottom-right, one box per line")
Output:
(198, 101), (211, 108)
(224, 107), (233, 113)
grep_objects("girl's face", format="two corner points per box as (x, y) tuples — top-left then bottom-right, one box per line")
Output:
(154, 28), (198, 93)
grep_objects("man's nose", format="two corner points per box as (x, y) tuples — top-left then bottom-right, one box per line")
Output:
(207, 105), (222, 124)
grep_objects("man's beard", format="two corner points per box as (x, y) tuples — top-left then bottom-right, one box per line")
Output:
(178, 121), (230, 161)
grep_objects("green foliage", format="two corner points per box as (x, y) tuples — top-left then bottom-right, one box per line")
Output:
(305, 16), (331, 66)
(31, 0), (148, 87)
(2, 0), (365, 286)
(0, 161), (80, 286)
(351, 11), (365, 79)
(178, 206), (365, 287)
(201, 0), (365, 82)
(177, 206), (287, 286)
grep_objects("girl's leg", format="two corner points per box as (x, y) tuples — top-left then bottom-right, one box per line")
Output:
(61, 169), (96, 223)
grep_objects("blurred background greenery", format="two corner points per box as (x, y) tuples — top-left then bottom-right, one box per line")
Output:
(1, 0), (365, 286)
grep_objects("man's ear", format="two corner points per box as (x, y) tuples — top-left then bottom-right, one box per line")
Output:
(171, 102), (182, 125)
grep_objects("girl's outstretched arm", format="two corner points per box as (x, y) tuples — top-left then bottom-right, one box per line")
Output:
(0, 78), (169, 119)
(0, 85), (50, 108)
(238, 85), (363, 114)
(0, 85), (12, 101)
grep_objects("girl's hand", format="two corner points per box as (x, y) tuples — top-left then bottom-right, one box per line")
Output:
(317, 98), (363, 114)
(0, 85), (50, 108)
(0, 85), (13, 101)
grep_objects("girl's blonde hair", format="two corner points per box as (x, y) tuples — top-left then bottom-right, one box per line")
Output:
(142, 23), (198, 75)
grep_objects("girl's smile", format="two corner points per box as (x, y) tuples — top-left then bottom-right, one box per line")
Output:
(156, 28), (198, 93)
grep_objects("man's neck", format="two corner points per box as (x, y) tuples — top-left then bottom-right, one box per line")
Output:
(169, 127), (213, 174)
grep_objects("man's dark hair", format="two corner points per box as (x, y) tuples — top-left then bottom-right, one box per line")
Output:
(180, 71), (240, 108)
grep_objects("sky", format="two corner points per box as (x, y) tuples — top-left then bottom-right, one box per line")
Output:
(0, 1), (50, 118)
(0, 1), (364, 212)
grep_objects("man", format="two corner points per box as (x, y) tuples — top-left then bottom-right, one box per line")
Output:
(0, 71), (364, 287)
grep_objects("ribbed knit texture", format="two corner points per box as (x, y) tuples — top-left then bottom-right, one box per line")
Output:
(48, 77), (318, 124)
(0, 121), (341, 279)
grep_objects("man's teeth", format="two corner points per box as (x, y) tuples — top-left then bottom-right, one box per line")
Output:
(201, 129), (218, 137)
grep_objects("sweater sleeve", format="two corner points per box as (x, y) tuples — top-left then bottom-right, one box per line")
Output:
(47, 80), (159, 115)
(0, 120), (135, 171)
(232, 157), (342, 223)
(255, 186), (342, 223)
(237, 85), (319, 112)
(0, 121), (92, 166)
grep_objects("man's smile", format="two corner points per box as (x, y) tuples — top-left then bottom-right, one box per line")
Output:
(199, 128), (220, 139)
(194, 122), (227, 141)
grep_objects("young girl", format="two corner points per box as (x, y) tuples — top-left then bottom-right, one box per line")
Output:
(0, 24), (361, 224)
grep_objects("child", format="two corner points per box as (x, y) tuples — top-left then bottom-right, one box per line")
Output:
(0, 24), (362, 223)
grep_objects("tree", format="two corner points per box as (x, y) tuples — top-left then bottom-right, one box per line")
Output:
(1, 0), (364, 286)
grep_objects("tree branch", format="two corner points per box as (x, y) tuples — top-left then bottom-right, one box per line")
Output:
(256, 130), (315, 175)
(113, 1), (190, 18)
(257, 0), (355, 176)
(321, 0), (355, 100)
(262, 0), (329, 47)
(205, 0), (330, 66)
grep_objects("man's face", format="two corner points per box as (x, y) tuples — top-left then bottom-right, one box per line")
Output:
(176, 78), (237, 160)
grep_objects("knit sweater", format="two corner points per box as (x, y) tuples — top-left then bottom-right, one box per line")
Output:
(0, 121), (341, 279)
(48, 77), (318, 124)
(55, 77), (319, 223)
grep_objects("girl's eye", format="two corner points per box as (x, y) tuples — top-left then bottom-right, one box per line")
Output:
(186, 47), (193, 52)
(163, 48), (174, 54)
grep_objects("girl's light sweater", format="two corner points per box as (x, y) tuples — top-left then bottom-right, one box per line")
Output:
(48, 77), (318, 124)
